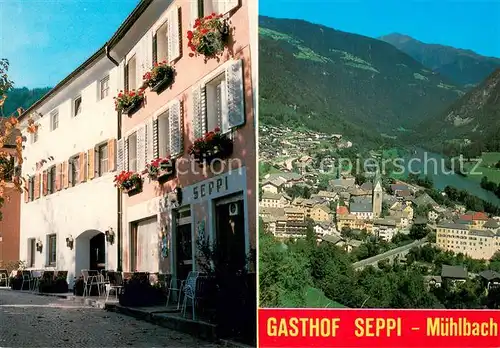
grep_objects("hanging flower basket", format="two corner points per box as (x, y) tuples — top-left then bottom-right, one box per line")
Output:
(143, 61), (175, 94)
(114, 89), (145, 115)
(187, 13), (230, 59)
(114, 171), (143, 196)
(188, 127), (233, 165)
(143, 156), (175, 184)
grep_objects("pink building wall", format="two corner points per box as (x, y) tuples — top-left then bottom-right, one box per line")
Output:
(119, 0), (255, 273)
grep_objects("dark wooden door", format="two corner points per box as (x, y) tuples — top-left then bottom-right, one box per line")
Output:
(89, 233), (105, 271)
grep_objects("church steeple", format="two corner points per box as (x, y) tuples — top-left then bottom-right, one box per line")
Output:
(372, 174), (383, 217)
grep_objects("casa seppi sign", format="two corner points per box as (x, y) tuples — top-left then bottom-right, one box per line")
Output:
(183, 168), (246, 205)
(193, 176), (229, 200)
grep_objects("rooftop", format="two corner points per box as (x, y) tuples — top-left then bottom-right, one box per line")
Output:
(483, 219), (499, 229)
(437, 223), (470, 230)
(478, 270), (500, 281)
(261, 192), (283, 200)
(374, 218), (397, 227)
(469, 229), (496, 238)
(441, 265), (468, 279)
(350, 202), (373, 213)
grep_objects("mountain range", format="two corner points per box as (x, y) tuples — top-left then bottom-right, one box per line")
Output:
(380, 33), (500, 87)
(416, 68), (500, 155)
(259, 15), (500, 152)
(1, 87), (51, 117)
(259, 16), (463, 140)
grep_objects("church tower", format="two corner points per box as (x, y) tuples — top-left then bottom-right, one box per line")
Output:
(372, 175), (383, 217)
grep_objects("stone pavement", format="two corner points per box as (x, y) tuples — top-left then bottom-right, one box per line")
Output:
(0, 290), (221, 347)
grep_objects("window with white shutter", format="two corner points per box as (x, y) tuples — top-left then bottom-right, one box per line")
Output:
(191, 85), (206, 139)
(127, 133), (136, 171)
(126, 55), (137, 91)
(169, 100), (183, 156)
(197, 59), (245, 135)
(145, 119), (153, 164)
(136, 126), (147, 172)
(117, 138), (124, 172)
(205, 74), (225, 132)
(190, 0), (201, 28)
(201, 0), (239, 17)
(155, 21), (169, 64)
(225, 59), (245, 131)
(50, 109), (59, 131)
(154, 6), (181, 65)
(158, 111), (170, 158)
(152, 118), (159, 159)
(140, 35), (151, 78)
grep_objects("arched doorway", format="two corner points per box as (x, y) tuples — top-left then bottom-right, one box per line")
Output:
(75, 230), (106, 276)
(90, 233), (106, 271)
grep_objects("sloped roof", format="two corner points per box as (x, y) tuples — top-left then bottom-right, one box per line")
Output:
(350, 202), (373, 213)
(441, 265), (467, 279)
(374, 218), (397, 227)
(360, 182), (373, 191)
(483, 219), (500, 229)
(478, 270), (500, 281)
(336, 206), (349, 215)
(437, 223), (469, 230)
(261, 192), (283, 200)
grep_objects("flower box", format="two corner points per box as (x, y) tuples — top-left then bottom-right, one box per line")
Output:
(122, 102), (141, 115)
(114, 171), (143, 196)
(123, 181), (143, 197)
(144, 157), (175, 184)
(114, 89), (145, 115)
(187, 13), (230, 59)
(144, 62), (175, 94)
(188, 127), (234, 165)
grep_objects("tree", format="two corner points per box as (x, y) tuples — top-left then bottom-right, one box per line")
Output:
(355, 173), (366, 186)
(381, 201), (390, 217)
(0, 58), (39, 220)
(305, 218), (316, 252)
(409, 224), (429, 240)
(340, 226), (353, 241)
(259, 224), (311, 307)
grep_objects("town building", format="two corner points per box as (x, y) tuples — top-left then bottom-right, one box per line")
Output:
(309, 204), (331, 222)
(313, 222), (337, 236)
(284, 207), (306, 222)
(460, 211), (489, 229)
(441, 264), (468, 284)
(0, 132), (22, 267)
(261, 179), (284, 194)
(372, 177), (383, 217)
(350, 201), (373, 220)
(105, 0), (256, 277)
(260, 192), (288, 208)
(372, 218), (398, 242)
(436, 221), (500, 260)
(18, 47), (120, 286)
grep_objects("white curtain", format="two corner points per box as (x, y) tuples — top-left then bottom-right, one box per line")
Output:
(137, 218), (159, 272)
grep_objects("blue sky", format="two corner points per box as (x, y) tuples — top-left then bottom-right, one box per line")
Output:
(260, 0), (500, 58)
(0, 0), (140, 88)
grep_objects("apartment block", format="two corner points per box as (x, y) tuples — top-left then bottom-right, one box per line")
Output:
(103, 0), (256, 277)
(18, 49), (120, 285)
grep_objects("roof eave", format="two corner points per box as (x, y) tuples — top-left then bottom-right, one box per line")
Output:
(106, 0), (155, 51)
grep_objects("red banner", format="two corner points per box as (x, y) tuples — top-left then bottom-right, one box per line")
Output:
(259, 308), (500, 347)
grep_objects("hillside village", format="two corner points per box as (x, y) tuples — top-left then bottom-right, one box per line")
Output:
(259, 125), (500, 263)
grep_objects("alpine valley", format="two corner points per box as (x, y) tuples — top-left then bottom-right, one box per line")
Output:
(259, 16), (500, 153)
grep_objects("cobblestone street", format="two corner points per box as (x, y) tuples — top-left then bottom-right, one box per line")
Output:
(0, 290), (220, 347)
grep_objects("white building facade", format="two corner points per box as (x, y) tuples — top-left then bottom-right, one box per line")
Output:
(19, 50), (120, 287)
